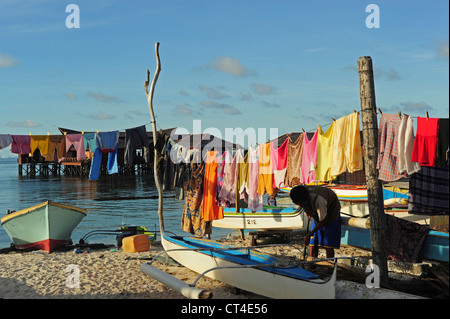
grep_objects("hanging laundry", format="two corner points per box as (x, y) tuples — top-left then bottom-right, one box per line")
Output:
(124, 125), (149, 166)
(247, 145), (263, 211)
(257, 142), (274, 195)
(89, 131), (119, 180)
(271, 138), (288, 189)
(377, 114), (406, 182)
(285, 133), (304, 186)
(216, 151), (226, 206)
(30, 135), (51, 157)
(436, 118), (449, 167)
(0, 134), (12, 150)
(170, 143), (192, 164)
(238, 150), (250, 195)
(181, 164), (211, 237)
(201, 151), (224, 221)
(47, 135), (66, 161)
(10, 135), (31, 155)
(330, 113), (363, 180)
(217, 150), (238, 206)
(234, 149), (248, 210)
(65, 134), (86, 160)
(82, 132), (96, 160)
(163, 140), (174, 191)
(397, 115), (421, 175)
(385, 214), (430, 263)
(82, 132), (96, 153)
(408, 165), (449, 216)
(411, 116), (439, 167)
(300, 129), (319, 184)
(315, 123), (335, 182)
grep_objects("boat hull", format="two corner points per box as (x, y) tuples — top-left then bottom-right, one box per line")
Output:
(281, 185), (409, 202)
(212, 206), (307, 230)
(161, 235), (336, 299)
(340, 218), (449, 262)
(1, 201), (87, 252)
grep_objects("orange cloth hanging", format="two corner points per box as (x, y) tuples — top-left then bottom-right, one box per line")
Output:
(201, 151), (224, 221)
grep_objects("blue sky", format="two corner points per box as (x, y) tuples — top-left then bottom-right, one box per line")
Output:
(0, 0), (448, 157)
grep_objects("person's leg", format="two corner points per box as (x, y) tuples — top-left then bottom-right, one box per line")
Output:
(325, 247), (335, 258)
(309, 245), (318, 258)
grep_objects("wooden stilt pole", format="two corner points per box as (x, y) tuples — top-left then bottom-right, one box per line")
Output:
(357, 56), (388, 286)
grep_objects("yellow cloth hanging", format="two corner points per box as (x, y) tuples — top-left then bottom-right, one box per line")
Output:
(315, 122), (335, 182)
(344, 112), (363, 174)
(330, 112), (363, 180)
(257, 142), (274, 195)
(30, 135), (51, 157)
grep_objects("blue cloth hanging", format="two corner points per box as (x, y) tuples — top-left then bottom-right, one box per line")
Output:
(89, 131), (119, 180)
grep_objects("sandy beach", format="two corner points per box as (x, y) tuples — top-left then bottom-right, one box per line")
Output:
(1, 235), (447, 300)
(0, 235), (358, 300)
(0, 240), (259, 299)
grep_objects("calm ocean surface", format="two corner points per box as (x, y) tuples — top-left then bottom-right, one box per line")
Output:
(0, 159), (233, 249)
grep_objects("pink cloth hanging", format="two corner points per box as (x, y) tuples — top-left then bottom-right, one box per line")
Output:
(247, 146), (263, 211)
(217, 150), (238, 206)
(65, 134), (86, 160)
(10, 135), (31, 155)
(300, 128), (319, 184)
(270, 138), (288, 189)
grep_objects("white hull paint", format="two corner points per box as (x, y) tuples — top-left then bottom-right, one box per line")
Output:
(161, 235), (337, 299)
(212, 207), (307, 231)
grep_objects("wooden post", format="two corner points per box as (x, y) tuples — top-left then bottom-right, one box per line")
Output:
(145, 42), (164, 235)
(357, 56), (388, 286)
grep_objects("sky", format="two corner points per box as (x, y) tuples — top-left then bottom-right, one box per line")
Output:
(0, 0), (448, 158)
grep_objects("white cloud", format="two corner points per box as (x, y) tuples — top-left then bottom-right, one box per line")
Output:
(0, 53), (20, 69)
(398, 101), (431, 112)
(90, 111), (116, 120)
(63, 93), (78, 100)
(200, 100), (241, 115)
(261, 101), (281, 108)
(211, 57), (256, 77)
(86, 92), (122, 104)
(174, 104), (193, 116)
(251, 83), (277, 95)
(437, 39), (449, 60)
(7, 120), (41, 128)
(199, 85), (228, 99)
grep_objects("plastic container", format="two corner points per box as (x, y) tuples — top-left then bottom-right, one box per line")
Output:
(122, 234), (150, 253)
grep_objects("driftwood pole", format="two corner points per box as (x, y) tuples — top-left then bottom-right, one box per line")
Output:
(357, 56), (388, 286)
(145, 42), (164, 235)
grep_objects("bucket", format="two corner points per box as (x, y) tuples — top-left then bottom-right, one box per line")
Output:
(122, 234), (150, 253)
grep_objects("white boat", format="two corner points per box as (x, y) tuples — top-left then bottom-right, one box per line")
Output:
(140, 44), (337, 299)
(211, 206), (307, 231)
(147, 234), (337, 299)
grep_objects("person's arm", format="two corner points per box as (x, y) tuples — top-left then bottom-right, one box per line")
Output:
(303, 195), (329, 244)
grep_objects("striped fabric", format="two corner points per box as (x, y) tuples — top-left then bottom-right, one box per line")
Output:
(408, 165), (449, 215)
(377, 114), (407, 182)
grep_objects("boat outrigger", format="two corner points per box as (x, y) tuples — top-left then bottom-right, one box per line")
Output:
(139, 42), (337, 299)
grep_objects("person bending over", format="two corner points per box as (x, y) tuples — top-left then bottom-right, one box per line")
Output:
(290, 185), (341, 258)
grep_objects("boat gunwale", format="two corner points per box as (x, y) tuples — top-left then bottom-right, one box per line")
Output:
(162, 235), (325, 282)
(1, 200), (87, 225)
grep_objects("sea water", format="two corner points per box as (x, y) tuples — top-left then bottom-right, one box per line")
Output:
(0, 159), (234, 249)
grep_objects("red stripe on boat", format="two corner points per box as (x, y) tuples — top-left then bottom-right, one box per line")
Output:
(14, 239), (69, 252)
